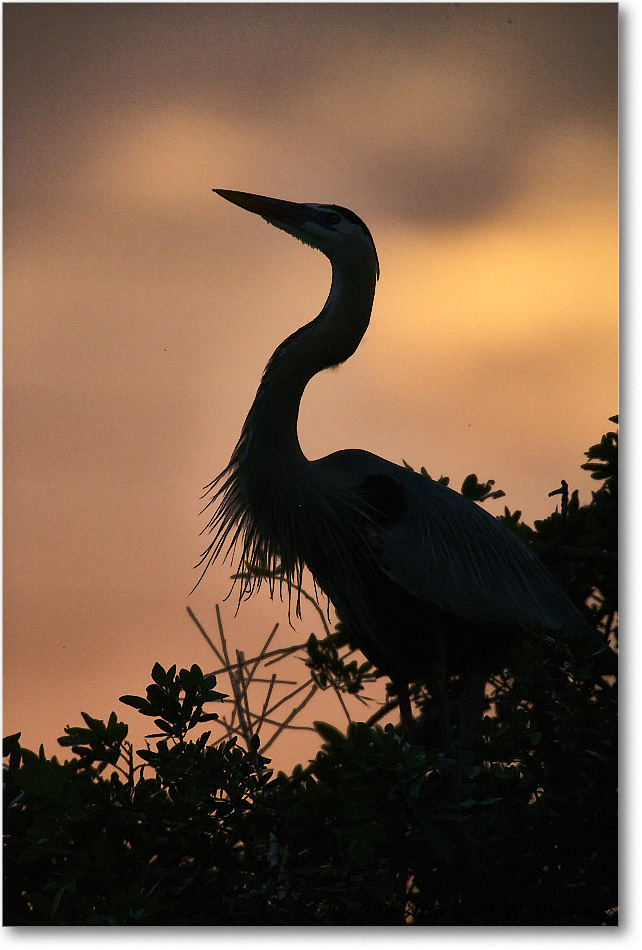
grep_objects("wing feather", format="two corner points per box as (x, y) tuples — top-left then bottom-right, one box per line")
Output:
(317, 449), (587, 636)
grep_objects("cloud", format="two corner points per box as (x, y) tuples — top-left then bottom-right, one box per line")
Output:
(3, 2), (618, 766)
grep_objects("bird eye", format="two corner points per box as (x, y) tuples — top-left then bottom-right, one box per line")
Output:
(324, 212), (341, 226)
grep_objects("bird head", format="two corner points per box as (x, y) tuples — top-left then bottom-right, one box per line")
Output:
(214, 189), (380, 280)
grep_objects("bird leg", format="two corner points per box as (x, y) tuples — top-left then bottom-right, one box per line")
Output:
(430, 654), (456, 758)
(395, 678), (416, 743)
(455, 672), (487, 770)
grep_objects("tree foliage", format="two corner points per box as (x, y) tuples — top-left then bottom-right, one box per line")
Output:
(3, 419), (617, 925)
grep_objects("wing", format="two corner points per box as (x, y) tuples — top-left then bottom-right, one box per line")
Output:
(315, 449), (588, 637)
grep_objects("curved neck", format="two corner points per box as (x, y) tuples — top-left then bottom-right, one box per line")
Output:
(240, 252), (377, 473)
(199, 240), (379, 597)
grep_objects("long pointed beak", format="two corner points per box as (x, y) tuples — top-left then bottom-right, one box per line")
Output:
(214, 189), (311, 229)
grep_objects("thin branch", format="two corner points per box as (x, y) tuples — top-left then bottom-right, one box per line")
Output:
(216, 604), (232, 667)
(187, 606), (226, 667)
(365, 696), (400, 728)
(236, 650), (255, 749)
(254, 673), (278, 739)
(216, 711), (317, 739)
(249, 716), (317, 733)
(297, 586), (333, 638)
(248, 623), (281, 679)
(214, 718), (250, 745)
(209, 643), (309, 676)
(331, 685), (353, 724)
(243, 677), (297, 686)
(187, 592), (378, 758)
(262, 678), (317, 719)
(264, 644), (311, 668)
(216, 606), (243, 735)
(260, 684), (319, 754)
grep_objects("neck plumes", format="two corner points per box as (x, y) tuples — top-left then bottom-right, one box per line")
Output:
(196, 246), (377, 596)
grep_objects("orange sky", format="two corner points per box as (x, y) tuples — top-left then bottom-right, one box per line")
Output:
(3, 3), (618, 772)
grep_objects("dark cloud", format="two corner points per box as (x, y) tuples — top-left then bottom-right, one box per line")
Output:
(4, 3), (617, 226)
(3, 1), (618, 762)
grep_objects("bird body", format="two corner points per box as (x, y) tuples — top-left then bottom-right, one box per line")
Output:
(200, 190), (614, 742)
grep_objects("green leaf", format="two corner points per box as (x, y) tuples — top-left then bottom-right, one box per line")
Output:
(151, 662), (168, 686)
(153, 718), (174, 733)
(119, 695), (156, 716)
(314, 721), (346, 745)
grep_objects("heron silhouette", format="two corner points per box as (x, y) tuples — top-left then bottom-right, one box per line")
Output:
(197, 190), (615, 756)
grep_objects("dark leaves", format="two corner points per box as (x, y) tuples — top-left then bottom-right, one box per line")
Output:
(3, 418), (617, 925)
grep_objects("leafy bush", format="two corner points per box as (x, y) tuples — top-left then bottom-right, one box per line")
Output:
(3, 419), (617, 925)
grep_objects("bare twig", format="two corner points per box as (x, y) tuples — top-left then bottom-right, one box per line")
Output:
(263, 644), (311, 668)
(187, 593), (376, 758)
(236, 650), (255, 749)
(208, 643), (309, 676)
(332, 685), (352, 724)
(260, 684), (319, 754)
(249, 716), (317, 733)
(262, 679), (317, 719)
(365, 696), (400, 728)
(216, 604), (231, 666)
(216, 606), (245, 737)
(187, 606), (226, 667)
(297, 586), (333, 638)
(248, 623), (281, 679)
(244, 677), (297, 686)
(254, 673), (277, 740)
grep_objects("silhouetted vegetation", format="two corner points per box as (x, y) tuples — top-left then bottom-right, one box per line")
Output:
(3, 419), (617, 925)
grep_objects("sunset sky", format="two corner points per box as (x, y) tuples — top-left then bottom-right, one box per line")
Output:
(3, 2), (618, 770)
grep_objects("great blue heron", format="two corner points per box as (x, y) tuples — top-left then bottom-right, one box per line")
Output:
(198, 190), (615, 755)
